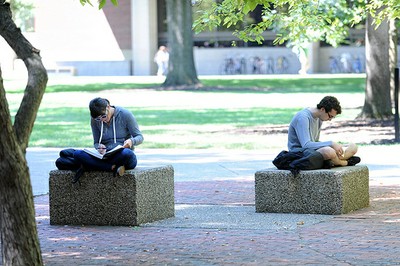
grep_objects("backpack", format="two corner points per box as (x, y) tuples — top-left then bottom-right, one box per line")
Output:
(272, 148), (331, 176)
(55, 148), (81, 171)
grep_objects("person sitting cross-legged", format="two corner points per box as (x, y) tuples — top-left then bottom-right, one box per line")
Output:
(73, 97), (143, 181)
(287, 95), (360, 167)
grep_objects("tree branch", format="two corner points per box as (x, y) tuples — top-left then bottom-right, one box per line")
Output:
(0, 1), (48, 152)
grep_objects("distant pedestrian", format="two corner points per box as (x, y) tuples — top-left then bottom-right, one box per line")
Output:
(154, 45), (169, 76)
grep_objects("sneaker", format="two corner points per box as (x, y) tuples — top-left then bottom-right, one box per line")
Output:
(347, 156), (361, 166)
(112, 165), (125, 177)
(117, 166), (125, 176)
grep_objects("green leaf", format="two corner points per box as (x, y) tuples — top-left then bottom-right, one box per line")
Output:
(80, 0), (92, 6)
(243, 0), (259, 14)
(98, 0), (106, 9)
(224, 16), (232, 26)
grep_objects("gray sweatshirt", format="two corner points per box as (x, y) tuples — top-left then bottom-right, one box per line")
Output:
(287, 108), (332, 151)
(90, 106), (143, 151)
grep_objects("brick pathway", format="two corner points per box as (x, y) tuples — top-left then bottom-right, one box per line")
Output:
(2, 146), (400, 265)
(32, 181), (400, 265)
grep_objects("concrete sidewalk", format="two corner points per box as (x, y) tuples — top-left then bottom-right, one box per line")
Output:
(24, 146), (400, 265)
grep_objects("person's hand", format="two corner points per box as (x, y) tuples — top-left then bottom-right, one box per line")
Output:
(123, 139), (133, 149)
(332, 142), (344, 158)
(97, 144), (107, 155)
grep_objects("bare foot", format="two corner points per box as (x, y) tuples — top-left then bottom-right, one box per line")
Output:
(343, 143), (358, 160)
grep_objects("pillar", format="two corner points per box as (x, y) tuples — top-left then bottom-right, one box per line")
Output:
(131, 0), (158, 75)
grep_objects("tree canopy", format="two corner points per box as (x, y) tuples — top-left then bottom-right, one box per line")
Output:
(193, 0), (397, 119)
(193, 0), (399, 48)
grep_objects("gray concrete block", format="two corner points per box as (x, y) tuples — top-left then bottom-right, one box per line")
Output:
(49, 165), (174, 226)
(255, 166), (369, 215)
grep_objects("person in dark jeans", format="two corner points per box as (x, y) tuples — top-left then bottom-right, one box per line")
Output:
(73, 97), (143, 180)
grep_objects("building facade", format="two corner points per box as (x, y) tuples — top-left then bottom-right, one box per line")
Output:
(0, 0), (369, 77)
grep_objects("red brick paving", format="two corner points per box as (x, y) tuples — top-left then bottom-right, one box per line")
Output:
(30, 182), (400, 265)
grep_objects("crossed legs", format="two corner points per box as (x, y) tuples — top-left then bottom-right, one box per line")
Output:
(317, 143), (358, 166)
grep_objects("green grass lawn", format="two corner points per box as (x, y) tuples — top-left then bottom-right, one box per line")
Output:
(5, 75), (365, 94)
(29, 106), (301, 148)
(201, 77), (364, 93)
(5, 75), (366, 149)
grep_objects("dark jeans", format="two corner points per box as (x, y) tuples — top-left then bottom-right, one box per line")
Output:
(73, 148), (137, 171)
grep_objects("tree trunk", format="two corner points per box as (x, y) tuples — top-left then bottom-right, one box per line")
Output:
(163, 0), (200, 88)
(389, 19), (397, 103)
(359, 12), (392, 119)
(0, 1), (47, 265)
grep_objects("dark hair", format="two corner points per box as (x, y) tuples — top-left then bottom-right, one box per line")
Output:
(89, 97), (110, 118)
(317, 96), (341, 114)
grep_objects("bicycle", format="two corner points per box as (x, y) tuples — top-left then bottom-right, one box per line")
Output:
(275, 56), (289, 74)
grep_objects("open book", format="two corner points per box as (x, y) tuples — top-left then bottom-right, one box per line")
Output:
(83, 145), (124, 159)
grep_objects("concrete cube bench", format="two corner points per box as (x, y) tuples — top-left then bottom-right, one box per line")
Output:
(49, 165), (174, 226)
(255, 165), (369, 215)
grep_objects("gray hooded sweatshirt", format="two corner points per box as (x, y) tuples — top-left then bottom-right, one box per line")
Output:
(90, 106), (143, 151)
